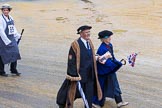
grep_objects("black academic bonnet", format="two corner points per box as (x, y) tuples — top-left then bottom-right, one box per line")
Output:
(98, 30), (113, 39)
(77, 25), (92, 34)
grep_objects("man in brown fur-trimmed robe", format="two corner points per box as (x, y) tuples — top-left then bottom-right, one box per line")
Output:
(56, 25), (102, 108)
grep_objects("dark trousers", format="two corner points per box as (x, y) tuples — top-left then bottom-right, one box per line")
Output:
(59, 105), (65, 108)
(115, 95), (123, 104)
(0, 56), (17, 74)
(83, 81), (94, 108)
(59, 80), (94, 108)
(75, 80), (94, 108)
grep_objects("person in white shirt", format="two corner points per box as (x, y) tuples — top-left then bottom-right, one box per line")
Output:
(0, 4), (21, 77)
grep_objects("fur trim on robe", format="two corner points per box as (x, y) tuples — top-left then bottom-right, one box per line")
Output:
(65, 39), (102, 108)
(62, 40), (102, 108)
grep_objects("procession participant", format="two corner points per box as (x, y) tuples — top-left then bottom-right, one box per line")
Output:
(93, 30), (129, 108)
(0, 4), (21, 77)
(57, 25), (102, 108)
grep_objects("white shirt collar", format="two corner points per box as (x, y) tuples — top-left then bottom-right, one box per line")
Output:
(80, 37), (90, 49)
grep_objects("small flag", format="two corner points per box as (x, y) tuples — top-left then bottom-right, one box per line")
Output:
(127, 53), (138, 67)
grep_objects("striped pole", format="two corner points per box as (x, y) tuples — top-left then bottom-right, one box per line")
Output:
(77, 81), (89, 108)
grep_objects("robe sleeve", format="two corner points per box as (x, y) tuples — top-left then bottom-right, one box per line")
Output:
(66, 46), (81, 81)
(109, 43), (116, 60)
(105, 44), (122, 73)
(97, 43), (122, 75)
(109, 44), (122, 66)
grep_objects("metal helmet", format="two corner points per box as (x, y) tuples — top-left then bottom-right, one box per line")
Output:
(1, 4), (12, 10)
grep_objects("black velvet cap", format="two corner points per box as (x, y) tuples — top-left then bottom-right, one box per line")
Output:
(77, 25), (92, 34)
(98, 30), (113, 39)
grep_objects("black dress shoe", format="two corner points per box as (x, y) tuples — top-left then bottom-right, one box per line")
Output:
(11, 69), (21, 76)
(0, 73), (8, 77)
(11, 72), (21, 76)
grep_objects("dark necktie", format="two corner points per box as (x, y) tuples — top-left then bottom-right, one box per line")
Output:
(86, 41), (91, 56)
(86, 41), (90, 49)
